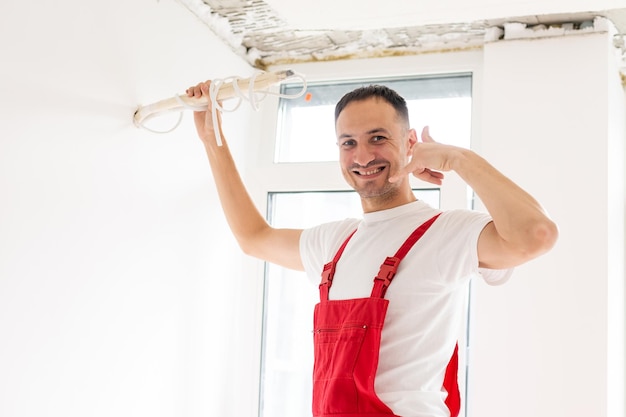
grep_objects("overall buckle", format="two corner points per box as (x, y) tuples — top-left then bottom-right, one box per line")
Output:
(320, 261), (336, 287)
(375, 256), (401, 287)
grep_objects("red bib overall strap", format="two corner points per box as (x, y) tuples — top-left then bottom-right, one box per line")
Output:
(371, 213), (441, 298)
(319, 229), (356, 302)
(368, 212), (459, 417)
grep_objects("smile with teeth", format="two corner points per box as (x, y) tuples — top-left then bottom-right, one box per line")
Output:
(354, 166), (385, 176)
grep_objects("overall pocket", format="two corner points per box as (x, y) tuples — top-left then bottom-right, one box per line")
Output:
(312, 323), (367, 414)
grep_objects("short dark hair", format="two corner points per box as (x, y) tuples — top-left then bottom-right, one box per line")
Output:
(334, 85), (409, 127)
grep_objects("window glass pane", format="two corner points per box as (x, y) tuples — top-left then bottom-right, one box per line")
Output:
(260, 189), (440, 417)
(275, 75), (472, 163)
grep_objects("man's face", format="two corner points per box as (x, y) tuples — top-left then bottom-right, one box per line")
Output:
(335, 97), (416, 210)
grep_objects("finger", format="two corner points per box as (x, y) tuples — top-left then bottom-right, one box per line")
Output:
(186, 81), (209, 99)
(422, 168), (444, 180)
(187, 86), (199, 98)
(389, 166), (444, 185)
(421, 126), (436, 143)
(199, 82), (209, 98)
(414, 168), (444, 185)
(388, 161), (420, 183)
(194, 83), (206, 99)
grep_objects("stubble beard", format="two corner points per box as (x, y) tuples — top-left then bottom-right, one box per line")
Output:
(351, 171), (404, 207)
(358, 180), (401, 204)
(343, 158), (407, 209)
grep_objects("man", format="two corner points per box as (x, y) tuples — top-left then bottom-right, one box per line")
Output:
(186, 82), (558, 417)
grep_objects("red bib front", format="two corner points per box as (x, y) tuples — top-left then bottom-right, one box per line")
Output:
(311, 214), (459, 417)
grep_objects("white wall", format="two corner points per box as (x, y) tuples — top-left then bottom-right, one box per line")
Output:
(0, 0), (257, 416)
(0, 2), (624, 417)
(470, 32), (625, 417)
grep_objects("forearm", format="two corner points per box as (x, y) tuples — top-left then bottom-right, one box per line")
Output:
(202, 134), (270, 256)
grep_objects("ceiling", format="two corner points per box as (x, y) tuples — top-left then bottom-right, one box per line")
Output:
(178, 0), (626, 70)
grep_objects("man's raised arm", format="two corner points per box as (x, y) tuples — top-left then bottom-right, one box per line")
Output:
(187, 81), (304, 271)
(390, 126), (558, 270)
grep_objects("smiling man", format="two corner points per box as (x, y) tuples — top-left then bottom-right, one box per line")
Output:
(187, 82), (558, 417)
(335, 86), (432, 211)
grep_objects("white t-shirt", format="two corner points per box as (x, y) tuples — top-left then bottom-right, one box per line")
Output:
(300, 200), (512, 417)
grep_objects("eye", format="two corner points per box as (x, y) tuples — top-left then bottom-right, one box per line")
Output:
(339, 139), (356, 148)
(371, 135), (387, 143)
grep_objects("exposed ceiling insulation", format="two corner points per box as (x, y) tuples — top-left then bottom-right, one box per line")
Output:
(178, 0), (626, 71)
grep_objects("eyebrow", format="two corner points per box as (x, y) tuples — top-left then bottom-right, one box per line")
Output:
(337, 127), (392, 140)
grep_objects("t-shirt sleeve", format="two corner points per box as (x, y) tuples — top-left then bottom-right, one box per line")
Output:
(479, 266), (513, 285)
(437, 210), (513, 286)
(299, 219), (361, 286)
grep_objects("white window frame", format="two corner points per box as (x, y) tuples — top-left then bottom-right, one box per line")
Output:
(243, 50), (485, 417)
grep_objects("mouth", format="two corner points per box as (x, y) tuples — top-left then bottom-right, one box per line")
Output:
(352, 166), (386, 177)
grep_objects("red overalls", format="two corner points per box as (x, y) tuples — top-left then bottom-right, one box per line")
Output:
(312, 214), (460, 417)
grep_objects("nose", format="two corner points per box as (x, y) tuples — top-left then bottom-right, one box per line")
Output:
(353, 143), (375, 167)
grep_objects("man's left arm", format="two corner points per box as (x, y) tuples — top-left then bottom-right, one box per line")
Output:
(391, 127), (558, 270)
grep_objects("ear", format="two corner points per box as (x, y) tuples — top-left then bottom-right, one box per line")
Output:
(406, 128), (418, 156)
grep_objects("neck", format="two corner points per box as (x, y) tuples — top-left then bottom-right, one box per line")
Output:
(360, 186), (417, 213)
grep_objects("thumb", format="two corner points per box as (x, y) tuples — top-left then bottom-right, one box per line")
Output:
(421, 126), (435, 143)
